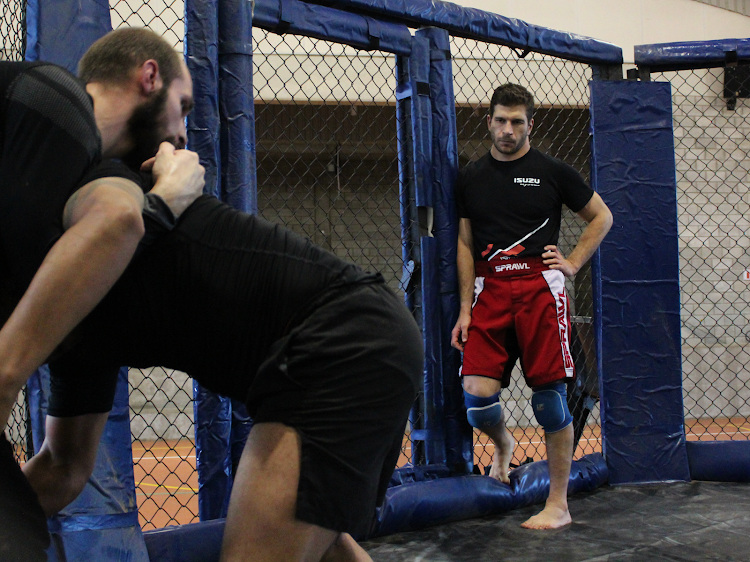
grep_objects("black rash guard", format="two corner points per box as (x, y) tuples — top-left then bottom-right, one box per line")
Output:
(48, 189), (380, 416)
(454, 148), (594, 260)
(0, 62), (101, 300)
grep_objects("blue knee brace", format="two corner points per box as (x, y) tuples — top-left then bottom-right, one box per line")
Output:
(464, 391), (503, 429)
(531, 382), (573, 433)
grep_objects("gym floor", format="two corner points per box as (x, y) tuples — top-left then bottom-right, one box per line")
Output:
(362, 481), (750, 562)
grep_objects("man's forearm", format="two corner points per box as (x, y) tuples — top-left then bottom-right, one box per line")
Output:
(567, 217), (611, 273)
(0, 189), (144, 430)
(457, 242), (476, 315)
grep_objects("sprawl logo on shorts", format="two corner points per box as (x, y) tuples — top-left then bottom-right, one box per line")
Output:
(514, 177), (540, 187)
(494, 262), (530, 273)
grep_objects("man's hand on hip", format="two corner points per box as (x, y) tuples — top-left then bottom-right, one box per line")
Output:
(542, 245), (578, 277)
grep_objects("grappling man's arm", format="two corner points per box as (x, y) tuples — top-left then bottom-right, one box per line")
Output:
(0, 179), (146, 432)
(0, 144), (205, 432)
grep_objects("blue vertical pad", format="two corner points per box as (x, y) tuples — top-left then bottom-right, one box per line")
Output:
(590, 80), (689, 484)
(24, 0), (111, 70)
(419, 26), (473, 475)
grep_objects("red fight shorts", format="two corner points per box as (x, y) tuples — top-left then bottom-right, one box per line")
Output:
(460, 257), (575, 389)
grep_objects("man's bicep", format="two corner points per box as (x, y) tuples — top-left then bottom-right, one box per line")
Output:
(576, 192), (610, 224)
(63, 177), (145, 230)
(44, 412), (109, 465)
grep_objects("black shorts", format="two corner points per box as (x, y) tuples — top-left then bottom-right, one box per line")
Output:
(245, 281), (423, 536)
(0, 435), (49, 561)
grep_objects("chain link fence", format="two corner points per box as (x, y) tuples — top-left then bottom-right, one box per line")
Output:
(111, 0), (197, 532)
(450, 37), (600, 472)
(652, 65), (750, 443)
(2, 0), (29, 465)
(0, 0), (23, 61)
(253, 28), (420, 469)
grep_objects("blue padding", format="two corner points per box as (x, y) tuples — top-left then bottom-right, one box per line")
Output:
(186, 0), (222, 198)
(421, 236), (445, 464)
(635, 38), (750, 71)
(687, 441), (750, 482)
(45, 369), (149, 562)
(389, 463), (451, 486)
(411, 36), (434, 209)
(24, 0), (39, 61)
(418, 26), (472, 474)
(144, 518), (226, 562)
(141, 453), (607, 559)
(219, 0), (257, 214)
(23, 0), (111, 71)
(371, 452), (608, 536)
(303, 0), (622, 64)
(590, 80), (690, 485)
(194, 383), (233, 520)
(253, 0), (412, 55)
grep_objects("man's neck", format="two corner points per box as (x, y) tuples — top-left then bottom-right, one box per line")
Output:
(86, 82), (138, 159)
(490, 141), (531, 162)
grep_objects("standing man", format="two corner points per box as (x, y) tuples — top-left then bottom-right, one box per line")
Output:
(451, 83), (612, 530)
(0, 28), (204, 561)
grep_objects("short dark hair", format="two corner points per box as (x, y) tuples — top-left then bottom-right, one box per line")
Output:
(78, 28), (182, 89)
(489, 83), (535, 122)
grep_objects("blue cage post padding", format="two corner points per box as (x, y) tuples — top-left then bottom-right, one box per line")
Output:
(633, 38), (750, 482)
(590, 80), (690, 485)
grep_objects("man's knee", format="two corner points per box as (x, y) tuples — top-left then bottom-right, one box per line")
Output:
(461, 374), (501, 397)
(531, 382), (573, 434)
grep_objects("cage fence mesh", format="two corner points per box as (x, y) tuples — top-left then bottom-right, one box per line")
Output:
(653, 65), (750, 443)
(0, 0), (23, 61)
(111, 0), (197, 531)
(450, 37), (601, 473)
(252, 28), (420, 468)
(3, 0), (29, 464)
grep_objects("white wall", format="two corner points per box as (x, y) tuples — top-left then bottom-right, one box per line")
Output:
(451, 0), (750, 63)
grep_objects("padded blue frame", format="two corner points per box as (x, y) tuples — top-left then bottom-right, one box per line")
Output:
(589, 80), (689, 485)
(302, 0), (622, 64)
(635, 38), (750, 70)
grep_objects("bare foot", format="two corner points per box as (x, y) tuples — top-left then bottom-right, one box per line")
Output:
(520, 505), (572, 529)
(488, 428), (515, 484)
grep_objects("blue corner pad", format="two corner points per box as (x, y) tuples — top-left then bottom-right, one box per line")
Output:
(687, 441), (750, 482)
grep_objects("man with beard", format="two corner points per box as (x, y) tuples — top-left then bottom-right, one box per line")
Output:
(0, 27), (204, 560)
(450, 83), (612, 530)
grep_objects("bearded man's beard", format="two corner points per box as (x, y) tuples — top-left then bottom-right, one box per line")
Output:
(120, 87), (170, 172)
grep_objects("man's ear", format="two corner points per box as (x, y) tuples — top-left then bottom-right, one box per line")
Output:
(137, 59), (164, 95)
(528, 117), (534, 134)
